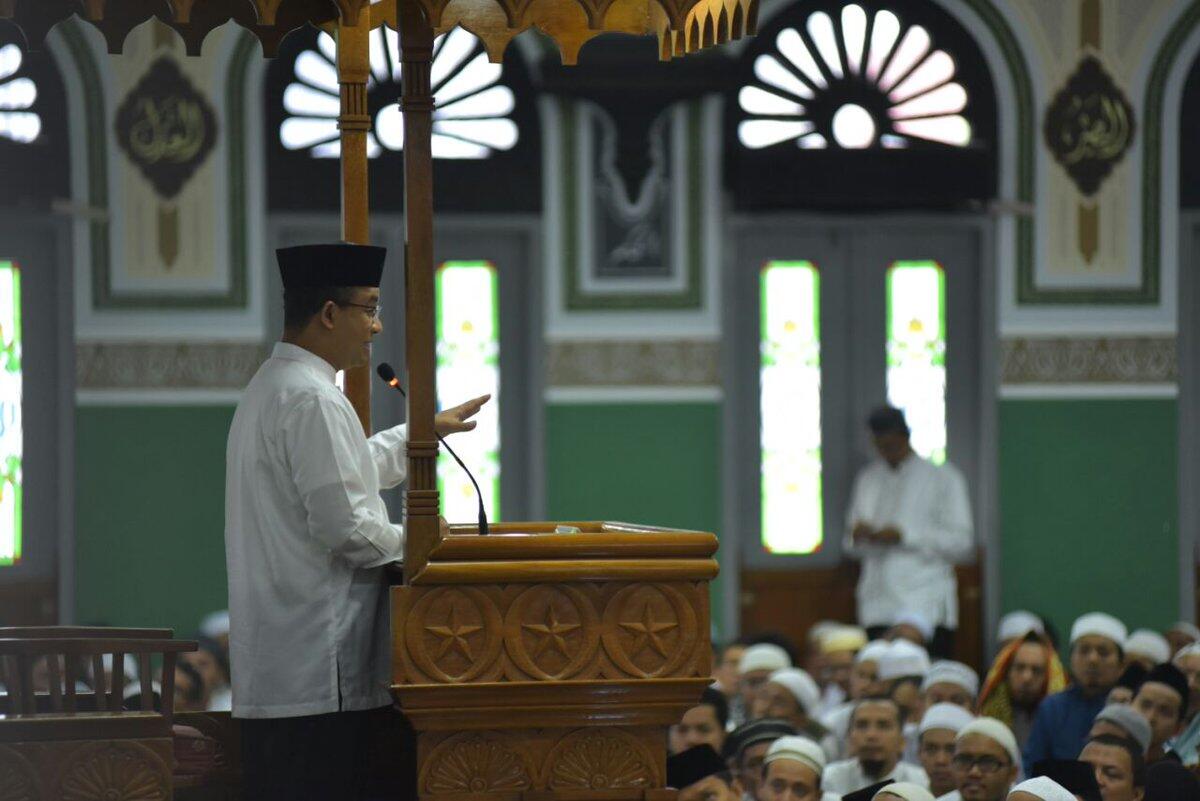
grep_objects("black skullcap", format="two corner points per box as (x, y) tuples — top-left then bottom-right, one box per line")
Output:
(667, 744), (728, 790)
(722, 717), (798, 761)
(867, 406), (909, 437)
(1116, 662), (1148, 692)
(277, 243), (386, 288)
(840, 780), (891, 801)
(1033, 759), (1101, 801)
(1143, 663), (1190, 713)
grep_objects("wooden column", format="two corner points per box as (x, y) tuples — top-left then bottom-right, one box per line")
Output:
(399, 0), (440, 580)
(337, 13), (373, 434)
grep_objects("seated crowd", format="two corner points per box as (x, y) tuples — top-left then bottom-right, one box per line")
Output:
(668, 611), (1200, 801)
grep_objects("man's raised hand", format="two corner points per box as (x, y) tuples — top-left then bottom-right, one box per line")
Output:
(435, 394), (491, 436)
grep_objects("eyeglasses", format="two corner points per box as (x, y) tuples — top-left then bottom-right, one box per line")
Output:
(951, 755), (1009, 774)
(339, 301), (382, 321)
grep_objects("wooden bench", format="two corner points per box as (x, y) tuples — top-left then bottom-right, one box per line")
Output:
(0, 628), (196, 800)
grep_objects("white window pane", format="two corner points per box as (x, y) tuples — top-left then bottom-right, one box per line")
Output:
(831, 103), (874, 148)
(0, 262), (22, 566)
(807, 12), (842, 79)
(283, 82), (339, 117)
(434, 118), (518, 150)
(887, 261), (946, 464)
(842, 4), (868, 75)
(738, 119), (815, 149)
(879, 25), (931, 91)
(279, 116), (339, 150)
(431, 134), (490, 159)
(0, 45), (21, 82)
(294, 49), (340, 94)
(754, 54), (815, 100)
(0, 112), (41, 144)
(760, 261), (823, 555)
(739, 85), (805, 117)
(889, 51), (956, 103)
(0, 77), (36, 111)
(437, 52), (502, 107)
(778, 28), (827, 89)
(375, 103), (404, 150)
(894, 115), (971, 146)
(889, 82), (967, 120)
(866, 10), (900, 80)
(431, 28), (480, 89)
(437, 85), (515, 119)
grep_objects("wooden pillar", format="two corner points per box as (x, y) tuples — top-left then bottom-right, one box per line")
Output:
(337, 13), (373, 434)
(398, 0), (440, 580)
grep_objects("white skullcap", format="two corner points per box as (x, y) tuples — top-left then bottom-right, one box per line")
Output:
(878, 640), (931, 681)
(856, 639), (892, 665)
(957, 718), (1020, 767)
(1070, 612), (1127, 647)
(764, 735), (826, 775)
(768, 668), (821, 716)
(921, 660), (980, 697)
(892, 609), (934, 643)
(1125, 629), (1171, 664)
(739, 643), (792, 674)
(200, 610), (231, 638)
(98, 653), (139, 680)
(821, 625), (868, 654)
(1008, 777), (1075, 801)
(808, 620), (842, 644)
(1175, 642), (1200, 662)
(918, 702), (975, 735)
(1169, 621), (1200, 641)
(998, 611), (1044, 642)
(875, 782), (935, 801)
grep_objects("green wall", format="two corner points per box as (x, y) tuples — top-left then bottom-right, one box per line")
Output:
(998, 398), (1179, 645)
(75, 405), (234, 636)
(545, 401), (725, 633)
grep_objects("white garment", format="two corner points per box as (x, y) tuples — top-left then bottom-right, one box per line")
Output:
(225, 342), (407, 719)
(822, 758), (929, 797)
(844, 456), (973, 628)
(819, 702), (854, 760)
(936, 792), (962, 801)
(206, 685), (233, 712)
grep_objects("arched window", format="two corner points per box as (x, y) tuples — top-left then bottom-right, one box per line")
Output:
(265, 26), (540, 212)
(279, 27), (518, 160)
(726, 0), (996, 210)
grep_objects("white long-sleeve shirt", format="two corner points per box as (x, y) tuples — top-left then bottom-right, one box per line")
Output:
(822, 758), (929, 797)
(224, 342), (406, 719)
(843, 455), (973, 629)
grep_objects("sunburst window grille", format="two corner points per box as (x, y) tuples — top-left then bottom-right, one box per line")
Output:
(738, 3), (971, 150)
(0, 44), (41, 144)
(280, 27), (517, 160)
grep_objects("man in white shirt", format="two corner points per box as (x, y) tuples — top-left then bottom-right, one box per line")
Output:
(844, 407), (974, 659)
(226, 243), (486, 800)
(823, 698), (929, 796)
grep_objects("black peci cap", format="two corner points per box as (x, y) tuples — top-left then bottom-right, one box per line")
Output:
(277, 243), (386, 288)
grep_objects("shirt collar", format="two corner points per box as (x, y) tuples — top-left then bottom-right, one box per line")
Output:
(272, 342), (338, 384)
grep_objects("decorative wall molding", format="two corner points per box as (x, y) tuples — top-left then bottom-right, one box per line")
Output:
(546, 339), (717, 387)
(76, 342), (267, 389)
(1000, 336), (1176, 384)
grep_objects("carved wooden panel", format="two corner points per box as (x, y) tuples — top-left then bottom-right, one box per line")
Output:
(393, 581), (712, 684)
(418, 726), (664, 799)
(0, 739), (173, 801)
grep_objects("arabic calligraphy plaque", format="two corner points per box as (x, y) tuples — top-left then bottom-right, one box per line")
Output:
(1043, 55), (1134, 197)
(114, 56), (217, 199)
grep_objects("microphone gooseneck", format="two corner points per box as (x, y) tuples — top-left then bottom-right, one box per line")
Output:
(375, 363), (490, 536)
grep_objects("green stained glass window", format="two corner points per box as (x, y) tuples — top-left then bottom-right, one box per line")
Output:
(760, 261), (822, 554)
(435, 261), (500, 522)
(0, 261), (20, 566)
(886, 260), (946, 464)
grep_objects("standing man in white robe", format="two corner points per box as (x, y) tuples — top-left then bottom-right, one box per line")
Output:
(844, 406), (973, 659)
(225, 243), (487, 800)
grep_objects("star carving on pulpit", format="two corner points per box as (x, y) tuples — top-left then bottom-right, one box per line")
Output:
(425, 603), (482, 660)
(522, 606), (581, 659)
(618, 602), (677, 659)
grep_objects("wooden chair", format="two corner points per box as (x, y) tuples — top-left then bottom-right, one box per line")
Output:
(0, 630), (196, 801)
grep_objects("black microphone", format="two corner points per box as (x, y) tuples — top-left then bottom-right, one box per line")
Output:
(375, 363), (489, 536)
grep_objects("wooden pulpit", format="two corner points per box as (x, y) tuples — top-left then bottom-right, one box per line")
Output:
(390, 522), (718, 799)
